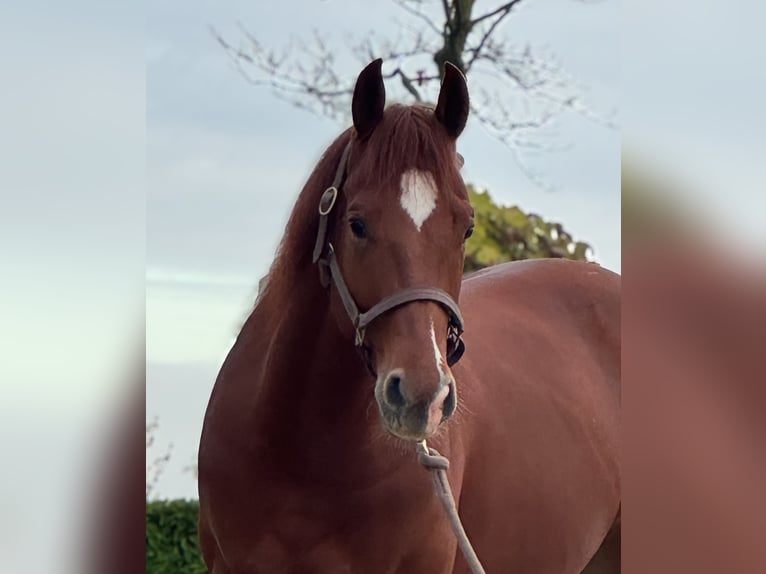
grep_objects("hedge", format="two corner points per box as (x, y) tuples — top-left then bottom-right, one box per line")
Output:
(146, 499), (207, 574)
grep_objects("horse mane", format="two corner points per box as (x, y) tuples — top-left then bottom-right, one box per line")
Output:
(351, 104), (459, 191)
(262, 104), (459, 301)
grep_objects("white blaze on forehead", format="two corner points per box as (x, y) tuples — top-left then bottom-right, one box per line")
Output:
(430, 319), (447, 380)
(400, 169), (438, 231)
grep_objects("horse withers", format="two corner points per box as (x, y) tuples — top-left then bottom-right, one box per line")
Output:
(198, 59), (620, 573)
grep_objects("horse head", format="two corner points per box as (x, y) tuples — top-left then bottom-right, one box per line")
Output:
(318, 59), (473, 441)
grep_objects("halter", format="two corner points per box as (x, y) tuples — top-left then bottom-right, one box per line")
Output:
(311, 140), (466, 375)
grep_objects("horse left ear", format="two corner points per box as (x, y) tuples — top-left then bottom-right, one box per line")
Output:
(435, 62), (469, 139)
(352, 59), (386, 141)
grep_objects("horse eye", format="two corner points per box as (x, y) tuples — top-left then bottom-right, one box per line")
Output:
(464, 224), (474, 240)
(350, 218), (367, 239)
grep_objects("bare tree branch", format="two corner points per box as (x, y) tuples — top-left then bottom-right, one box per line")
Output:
(465, 1), (525, 71)
(441, 0), (452, 30)
(454, 0), (464, 26)
(395, 69), (424, 101)
(362, 25), (435, 63)
(146, 418), (173, 500)
(214, 0), (618, 190)
(392, 0), (442, 35)
(211, 25), (356, 119)
(470, 0), (526, 26)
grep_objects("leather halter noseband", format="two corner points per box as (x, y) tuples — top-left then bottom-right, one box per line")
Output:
(311, 140), (466, 375)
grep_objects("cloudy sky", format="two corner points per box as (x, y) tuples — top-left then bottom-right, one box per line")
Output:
(145, 0), (621, 499)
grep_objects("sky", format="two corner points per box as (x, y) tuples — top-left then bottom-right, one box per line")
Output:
(145, 0), (621, 499)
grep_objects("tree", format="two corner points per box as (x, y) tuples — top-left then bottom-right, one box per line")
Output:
(213, 1), (607, 265)
(465, 185), (592, 272)
(212, 0), (615, 185)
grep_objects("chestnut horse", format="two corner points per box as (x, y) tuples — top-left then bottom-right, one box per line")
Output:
(198, 60), (620, 573)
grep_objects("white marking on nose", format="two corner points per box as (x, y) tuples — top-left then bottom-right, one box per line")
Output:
(400, 169), (437, 231)
(430, 319), (447, 380)
(426, 383), (450, 435)
(427, 319), (452, 435)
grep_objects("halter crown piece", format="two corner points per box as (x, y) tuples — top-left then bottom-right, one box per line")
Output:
(311, 140), (466, 375)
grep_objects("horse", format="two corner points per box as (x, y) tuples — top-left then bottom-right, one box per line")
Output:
(197, 59), (621, 574)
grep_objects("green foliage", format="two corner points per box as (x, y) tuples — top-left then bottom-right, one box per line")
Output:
(465, 186), (593, 273)
(146, 500), (207, 574)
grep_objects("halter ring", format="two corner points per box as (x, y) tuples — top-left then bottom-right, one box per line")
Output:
(318, 187), (338, 215)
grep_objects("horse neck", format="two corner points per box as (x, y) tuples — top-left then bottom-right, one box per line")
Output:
(247, 262), (390, 471)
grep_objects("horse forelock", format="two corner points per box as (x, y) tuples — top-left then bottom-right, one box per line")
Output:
(353, 104), (461, 192)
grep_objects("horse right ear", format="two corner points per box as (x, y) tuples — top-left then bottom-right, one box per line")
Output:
(435, 62), (469, 139)
(352, 59), (386, 141)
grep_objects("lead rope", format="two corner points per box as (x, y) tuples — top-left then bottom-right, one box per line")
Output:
(416, 440), (487, 574)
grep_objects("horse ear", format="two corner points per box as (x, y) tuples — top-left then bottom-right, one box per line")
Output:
(352, 59), (386, 141)
(435, 62), (469, 139)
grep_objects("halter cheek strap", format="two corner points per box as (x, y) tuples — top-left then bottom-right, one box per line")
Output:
(312, 141), (350, 285)
(312, 141), (466, 374)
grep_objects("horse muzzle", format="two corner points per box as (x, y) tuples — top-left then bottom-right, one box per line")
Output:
(374, 370), (457, 440)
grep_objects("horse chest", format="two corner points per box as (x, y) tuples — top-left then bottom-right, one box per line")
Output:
(247, 527), (356, 573)
(234, 477), (457, 573)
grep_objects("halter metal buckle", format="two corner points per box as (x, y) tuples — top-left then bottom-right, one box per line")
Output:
(318, 187), (338, 215)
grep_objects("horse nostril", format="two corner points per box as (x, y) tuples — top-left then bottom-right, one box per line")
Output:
(384, 373), (406, 408)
